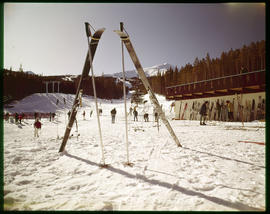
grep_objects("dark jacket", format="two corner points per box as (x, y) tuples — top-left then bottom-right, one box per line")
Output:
(111, 108), (116, 115)
(200, 102), (207, 115)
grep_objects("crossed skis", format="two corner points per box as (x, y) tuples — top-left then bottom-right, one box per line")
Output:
(59, 23), (182, 158)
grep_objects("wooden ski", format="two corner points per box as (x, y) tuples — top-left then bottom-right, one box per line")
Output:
(59, 27), (105, 152)
(114, 29), (182, 147)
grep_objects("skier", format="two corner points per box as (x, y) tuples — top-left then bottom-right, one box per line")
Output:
(228, 100), (234, 122)
(63, 98), (66, 105)
(18, 114), (22, 124)
(133, 108), (138, 121)
(99, 108), (103, 116)
(128, 106), (133, 116)
(15, 112), (19, 124)
(52, 113), (56, 121)
(67, 111), (71, 119)
(90, 109), (93, 118)
(5, 112), (9, 121)
(56, 99), (59, 105)
(154, 111), (159, 122)
(208, 102), (214, 121)
(215, 99), (221, 121)
(82, 110), (86, 120)
(199, 101), (208, 125)
(34, 118), (42, 137)
(144, 113), (149, 122)
(5, 112), (10, 122)
(111, 108), (117, 124)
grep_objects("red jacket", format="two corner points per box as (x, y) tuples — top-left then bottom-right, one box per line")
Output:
(34, 121), (42, 129)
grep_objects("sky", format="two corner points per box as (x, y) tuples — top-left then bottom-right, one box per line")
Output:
(4, 3), (265, 76)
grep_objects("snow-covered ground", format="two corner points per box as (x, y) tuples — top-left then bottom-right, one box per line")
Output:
(4, 93), (265, 211)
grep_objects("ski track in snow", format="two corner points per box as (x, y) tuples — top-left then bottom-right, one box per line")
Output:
(4, 93), (265, 211)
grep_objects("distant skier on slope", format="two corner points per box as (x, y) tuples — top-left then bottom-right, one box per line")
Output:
(154, 111), (159, 122)
(18, 114), (22, 124)
(5, 112), (10, 122)
(133, 108), (138, 121)
(15, 112), (19, 123)
(144, 113), (149, 122)
(34, 118), (42, 137)
(90, 109), (93, 118)
(52, 113), (56, 121)
(200, 101), (208, 125)
(128, 106), (133, 116)
(82, 110), (86, 120)
(111, 108), (117, 124)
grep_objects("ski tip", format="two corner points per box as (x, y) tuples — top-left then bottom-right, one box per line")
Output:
(113, 30), (128, 38)
(93, 28), (106, 36)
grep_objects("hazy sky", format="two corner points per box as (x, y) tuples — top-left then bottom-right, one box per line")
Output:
(4, 3), (265, 76)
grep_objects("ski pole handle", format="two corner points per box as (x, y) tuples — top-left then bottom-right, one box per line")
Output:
(120, 22), (124, 32)
(85, 22), (91, 37)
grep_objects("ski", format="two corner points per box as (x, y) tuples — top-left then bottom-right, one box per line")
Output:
(238, 141), (265, 146)
(181, 102), (188, 120)
(59, 27), (105, 152)
(178, 101), (182, 120)
(114, 28), (182, 147)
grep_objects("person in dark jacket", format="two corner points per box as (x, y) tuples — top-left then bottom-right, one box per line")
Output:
(144, 113), (149, 122)
(82, 110), (86, 120)
(15, 112), (19, 123)
(133, 109), (138, 121)
(200, 101), (208, 125)
(111, 108), (117, 124)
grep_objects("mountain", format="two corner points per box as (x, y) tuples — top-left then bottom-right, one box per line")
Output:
(106, 63), (175, 79)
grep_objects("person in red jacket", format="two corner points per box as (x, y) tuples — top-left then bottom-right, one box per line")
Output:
(34, 118), (42, 137)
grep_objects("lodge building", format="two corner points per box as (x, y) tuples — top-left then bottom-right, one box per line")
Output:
(166, 69), (266, 122)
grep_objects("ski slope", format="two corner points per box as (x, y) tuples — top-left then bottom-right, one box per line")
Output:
(3, 93), (265, 211)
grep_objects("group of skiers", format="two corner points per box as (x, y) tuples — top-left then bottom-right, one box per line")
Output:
(192, 97), (265, 125)
(4, 112), (25, 124)
(128, 106), (159, 123)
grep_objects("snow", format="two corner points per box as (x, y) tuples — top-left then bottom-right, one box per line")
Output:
(4, 93), (265, 211)
(111, 63), (175, 78)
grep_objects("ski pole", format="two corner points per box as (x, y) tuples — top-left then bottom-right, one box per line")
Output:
(120, 22), (130, 165)
(85, 22), (105, 166)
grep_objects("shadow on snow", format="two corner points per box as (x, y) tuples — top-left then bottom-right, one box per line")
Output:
(64, 152), (263, 211)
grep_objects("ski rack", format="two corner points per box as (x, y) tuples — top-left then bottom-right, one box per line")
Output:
(58, 26), (105, 153)
(114, 26), (182, 147)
